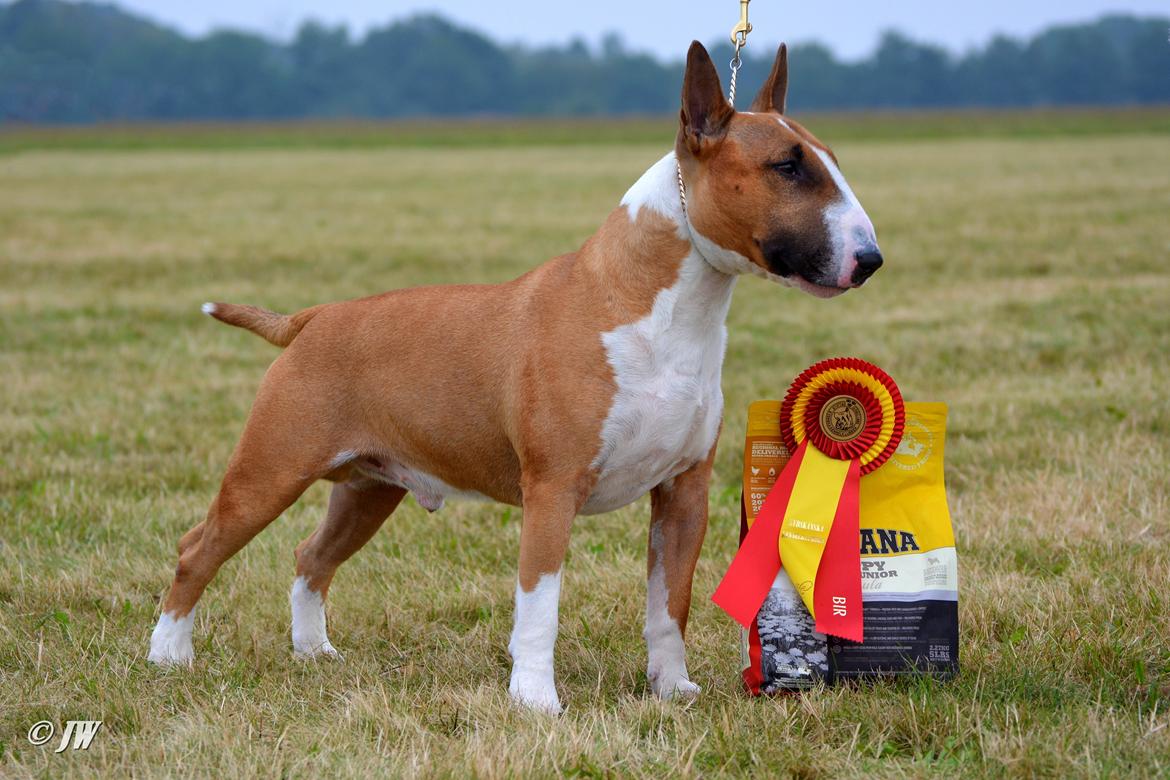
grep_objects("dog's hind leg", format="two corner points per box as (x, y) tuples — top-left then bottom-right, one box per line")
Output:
(290, 480), (406, 658)
(149, 468), (316, 666)
(177, 521), (205, 556)
(149, 376), (336, 666)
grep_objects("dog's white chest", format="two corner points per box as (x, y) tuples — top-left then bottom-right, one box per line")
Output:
(582, 254), (733, 515)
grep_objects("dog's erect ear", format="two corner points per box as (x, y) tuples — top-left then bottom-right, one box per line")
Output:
(750, 43), (789, 114)
(680, 41), (734, 156)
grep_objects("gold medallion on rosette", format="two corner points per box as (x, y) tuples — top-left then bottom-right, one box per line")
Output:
(781, 357), (905, 474)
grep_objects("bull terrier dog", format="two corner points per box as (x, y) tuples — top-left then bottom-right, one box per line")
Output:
(148, 42), (882, 714)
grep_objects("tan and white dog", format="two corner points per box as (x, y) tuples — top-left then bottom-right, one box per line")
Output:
(148, 42), (882, 714)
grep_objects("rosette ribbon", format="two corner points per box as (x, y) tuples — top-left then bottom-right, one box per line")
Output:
(712, 358), (905, 642)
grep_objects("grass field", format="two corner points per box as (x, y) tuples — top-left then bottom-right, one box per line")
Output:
(3, 107), (1170, 154)
(1, 111), (1168, 777)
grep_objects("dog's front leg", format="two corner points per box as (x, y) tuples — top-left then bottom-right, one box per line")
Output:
(645, 442), (716, 700)
(507, 476), (587, 714)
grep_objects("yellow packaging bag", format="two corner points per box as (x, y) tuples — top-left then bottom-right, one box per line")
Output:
(739, 401), (958, 693)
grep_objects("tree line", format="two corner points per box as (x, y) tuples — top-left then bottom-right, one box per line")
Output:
(1, 0), (1167, 122)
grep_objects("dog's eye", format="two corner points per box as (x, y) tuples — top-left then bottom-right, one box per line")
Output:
(770, 160), (800, 178)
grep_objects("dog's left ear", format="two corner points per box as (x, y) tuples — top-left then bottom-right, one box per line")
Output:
(750, 43), (789, 114)
(680, 41), (734, 156)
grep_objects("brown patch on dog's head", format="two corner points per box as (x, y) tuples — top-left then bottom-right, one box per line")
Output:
(676, 42), (882, 298)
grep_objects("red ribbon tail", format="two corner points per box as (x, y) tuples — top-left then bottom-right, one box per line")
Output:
(813, 458), (864, 642)
(712, 442), (808, 628)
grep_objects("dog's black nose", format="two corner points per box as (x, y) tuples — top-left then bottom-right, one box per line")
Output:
(852, 249), (883, 283)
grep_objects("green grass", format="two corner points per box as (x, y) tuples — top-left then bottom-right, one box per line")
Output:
(1, 114), (1169, 777)
(2, 107), (1169, 154)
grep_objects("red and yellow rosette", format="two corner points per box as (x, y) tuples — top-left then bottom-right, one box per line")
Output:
(712, 358), (905, 642)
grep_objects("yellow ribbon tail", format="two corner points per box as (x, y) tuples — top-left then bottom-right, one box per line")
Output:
(778, 444), (852, 618)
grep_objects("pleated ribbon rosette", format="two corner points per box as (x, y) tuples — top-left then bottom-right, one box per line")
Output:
(712, 358), (906, 642)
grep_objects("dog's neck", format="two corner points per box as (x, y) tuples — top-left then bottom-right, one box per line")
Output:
(620, 151), (689, 233)
(586, 151), (737, 331)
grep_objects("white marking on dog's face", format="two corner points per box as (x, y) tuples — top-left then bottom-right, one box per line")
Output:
(508, 571), (563, 714)
(809, 145), (880, 288)
(148, 610), (195, 666)
(644, 524), (700, 700)
(290, 576), (340, 659)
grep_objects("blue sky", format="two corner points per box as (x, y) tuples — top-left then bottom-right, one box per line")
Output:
(116, 1), (1169, 59)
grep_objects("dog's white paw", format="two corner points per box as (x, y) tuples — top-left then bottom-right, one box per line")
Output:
(293, 640), (343, 661)
(648, 666), (701, 701)
(509, 668), (563, 715)
(148, 611), (195, 666)
(290, 577), (342, 660)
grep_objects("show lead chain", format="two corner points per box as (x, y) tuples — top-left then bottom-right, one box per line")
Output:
(727, 0), (752, 107)
(678, 0), (754, 214)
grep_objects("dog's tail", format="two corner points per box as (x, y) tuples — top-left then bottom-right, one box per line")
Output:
(201, 301), (324, 348)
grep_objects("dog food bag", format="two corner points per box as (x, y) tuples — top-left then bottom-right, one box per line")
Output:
(738, 400), (959, 694)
